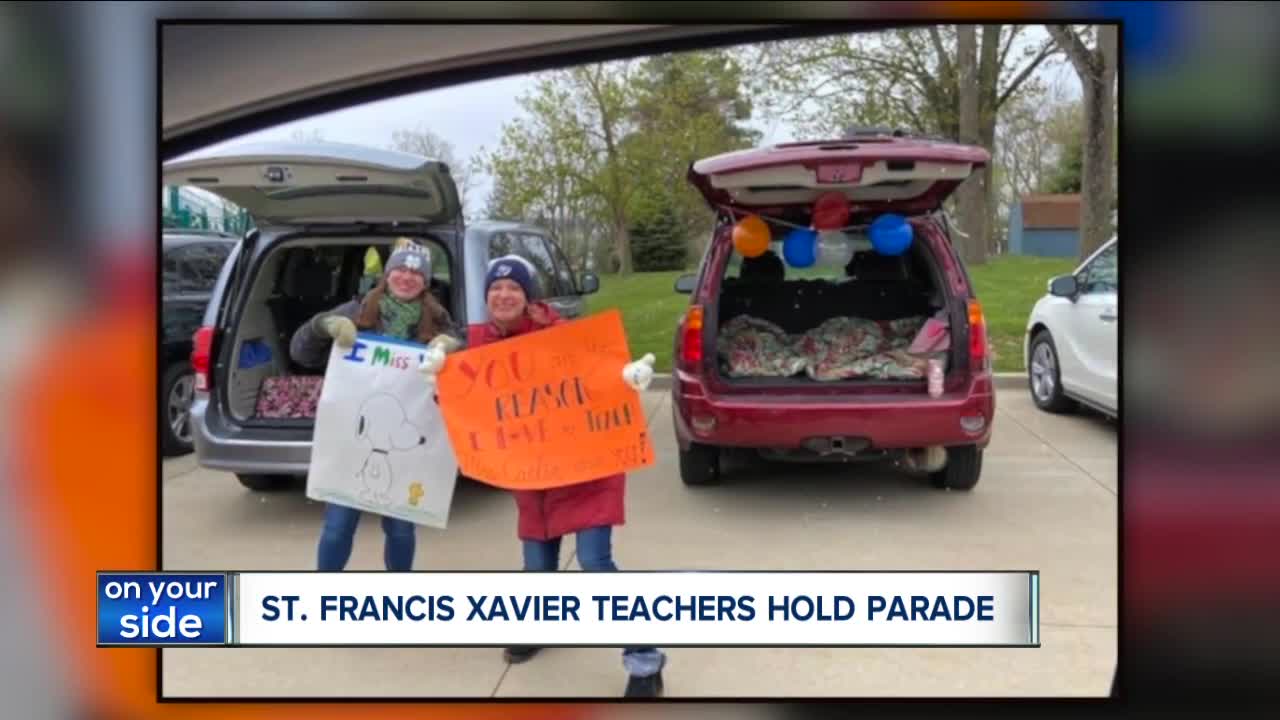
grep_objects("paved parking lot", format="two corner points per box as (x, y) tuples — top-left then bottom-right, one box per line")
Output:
(161, 382), (1116, 698)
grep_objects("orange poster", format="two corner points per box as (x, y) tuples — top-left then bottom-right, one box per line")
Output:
(436, 310), (655, 490)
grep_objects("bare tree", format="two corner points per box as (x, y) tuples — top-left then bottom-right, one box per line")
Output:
(389, 124), (477, 218)
(995, 79), (1082, 232)
(1046, 24), (1117, 261)
(754, 26), (1062, 264)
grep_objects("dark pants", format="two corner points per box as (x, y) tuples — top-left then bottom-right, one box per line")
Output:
(317, 503), (415, 571)
(521, 526), (665, 677)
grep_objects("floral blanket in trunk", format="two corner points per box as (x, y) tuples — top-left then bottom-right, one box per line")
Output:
(718, 314), (936, 381)
(255, 376), (324, 418)
(716, 316), (809, 378)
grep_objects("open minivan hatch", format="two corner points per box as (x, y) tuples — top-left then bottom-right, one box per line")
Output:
(161, 140), (463, 225)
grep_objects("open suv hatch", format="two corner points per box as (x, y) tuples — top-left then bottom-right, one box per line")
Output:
(673, 133), (996, 490)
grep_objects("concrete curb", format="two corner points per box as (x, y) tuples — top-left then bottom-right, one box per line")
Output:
(993, 372), (1028, 390)
(648, 372), (1026, 392)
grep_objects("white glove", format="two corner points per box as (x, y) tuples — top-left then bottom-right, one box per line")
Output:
(622, 353), (656, 391)
(418, 346), (447, 385)
(426, 333), (462, 354)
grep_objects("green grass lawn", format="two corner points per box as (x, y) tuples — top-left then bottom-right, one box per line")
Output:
(969, 256), (1077, 372)
(587, 256), (1076, 373)
(585, 271), (692, 373)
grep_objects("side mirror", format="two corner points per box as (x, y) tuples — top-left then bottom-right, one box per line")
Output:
(578, 272), (600, 295)
(674, 274), (697, 294)
(1049, 275), (1078, 298)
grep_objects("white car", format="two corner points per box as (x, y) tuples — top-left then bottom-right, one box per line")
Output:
(1024, 237), (1118, 417)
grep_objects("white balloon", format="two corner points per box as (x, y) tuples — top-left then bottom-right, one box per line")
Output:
(817, 230), (854, 267)
(846, 231), (874, 253)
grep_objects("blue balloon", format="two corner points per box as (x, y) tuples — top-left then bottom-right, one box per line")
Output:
(869, 214), (913, 256)
(782, 227), (818, 268)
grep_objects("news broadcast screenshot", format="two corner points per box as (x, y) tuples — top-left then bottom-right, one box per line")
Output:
(140, 17), (1102, 701)
(133, 18), (1113, 702)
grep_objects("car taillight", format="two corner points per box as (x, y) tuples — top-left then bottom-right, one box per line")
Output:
(680, 305), (704, 370)
(191, 326), (215, 392)
(968, 300), (989, 373)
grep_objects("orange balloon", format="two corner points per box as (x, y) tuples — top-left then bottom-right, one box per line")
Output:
(733, 215), (771, 258)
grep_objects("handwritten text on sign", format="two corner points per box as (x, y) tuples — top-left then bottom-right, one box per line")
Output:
(436, 310), (654, 490)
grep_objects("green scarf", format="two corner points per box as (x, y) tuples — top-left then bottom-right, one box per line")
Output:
(378, 292), (422, 340)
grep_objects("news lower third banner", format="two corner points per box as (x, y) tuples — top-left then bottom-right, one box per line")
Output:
(97, 571), (1040, 647)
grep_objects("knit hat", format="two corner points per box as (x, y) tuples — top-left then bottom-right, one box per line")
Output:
(385, 237), (431, 281)
(485, 254), (537, 300)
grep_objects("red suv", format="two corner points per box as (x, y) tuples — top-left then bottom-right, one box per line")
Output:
(672, 133), (995, 490)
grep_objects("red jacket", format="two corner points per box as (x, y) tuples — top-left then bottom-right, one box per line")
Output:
(466, 303), (626, 542)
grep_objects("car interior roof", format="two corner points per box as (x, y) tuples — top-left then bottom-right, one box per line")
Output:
(161, 23), (894, 158)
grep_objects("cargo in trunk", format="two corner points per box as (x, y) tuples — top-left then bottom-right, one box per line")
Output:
(712, 244), (952, 384)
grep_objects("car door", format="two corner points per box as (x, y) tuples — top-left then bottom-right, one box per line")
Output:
(517, 232), (582, 319)
(1062, 242), (1118, 410)
(544, 234), (587, 318)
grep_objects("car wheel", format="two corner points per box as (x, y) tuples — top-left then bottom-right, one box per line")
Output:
(161, 362), (196, 457)
(930, 445), (982, 491)
(679, 443), (721, 486)
(236, 474), (293, 492)
(1028, 331), (1076, 414)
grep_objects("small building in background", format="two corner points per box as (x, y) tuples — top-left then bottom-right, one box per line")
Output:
(1008, 193), (1081, 257)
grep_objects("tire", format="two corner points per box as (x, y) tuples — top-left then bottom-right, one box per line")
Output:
(161, 362), (196, 457)
(930, 445), (983, 491)
(1028, 331), (1077, 414)
(237, 474), (293, 492)
(679, 443), (721, 486)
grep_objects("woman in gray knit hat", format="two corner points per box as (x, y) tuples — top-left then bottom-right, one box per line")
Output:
(290, 237), (462, 571)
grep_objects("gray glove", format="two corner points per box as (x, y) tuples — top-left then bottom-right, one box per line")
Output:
(314, 315), (357, 348)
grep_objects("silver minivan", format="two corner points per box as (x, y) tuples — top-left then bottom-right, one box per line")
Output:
(163, 142), (598, 491)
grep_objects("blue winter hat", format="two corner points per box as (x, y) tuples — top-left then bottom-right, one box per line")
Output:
(486, 255), (537, 299)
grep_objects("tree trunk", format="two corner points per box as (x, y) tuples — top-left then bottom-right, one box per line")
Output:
(979, 109), (1000, 257)
(601, 138), (632, 274)
(954, 25), (988, 266)
(984, 135), (1001, 257)
(615, 209), (633, 275)
(1078, 25), (1116, 261)
(979, 26), (1002, 257)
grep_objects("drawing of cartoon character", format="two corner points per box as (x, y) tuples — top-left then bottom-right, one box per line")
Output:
(355, 393), (426, 506)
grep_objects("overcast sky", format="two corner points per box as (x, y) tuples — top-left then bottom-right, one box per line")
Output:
(203, 72), (795, 218)
(199, 27), (1073, 218)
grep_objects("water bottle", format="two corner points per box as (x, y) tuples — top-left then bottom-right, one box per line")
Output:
(928, 357), (944, 398)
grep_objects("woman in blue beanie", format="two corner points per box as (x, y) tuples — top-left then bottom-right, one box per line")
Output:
(291, 238), (462, 572)
(434, 254), (665, 697)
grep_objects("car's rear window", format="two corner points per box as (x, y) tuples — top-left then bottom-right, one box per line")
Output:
(163, 241), (233, 295)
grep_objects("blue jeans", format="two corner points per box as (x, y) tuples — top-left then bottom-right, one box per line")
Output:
(522, 526), (666, 677)
(317, 503), (415, 571)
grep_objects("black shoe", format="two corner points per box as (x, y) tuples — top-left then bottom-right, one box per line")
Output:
(624, 670), (664, 698)
(503, 646), (541, 664)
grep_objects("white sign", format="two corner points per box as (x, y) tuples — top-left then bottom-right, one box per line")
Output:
(305, 333), (458, 528)
(233, 571), (1039, 647)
